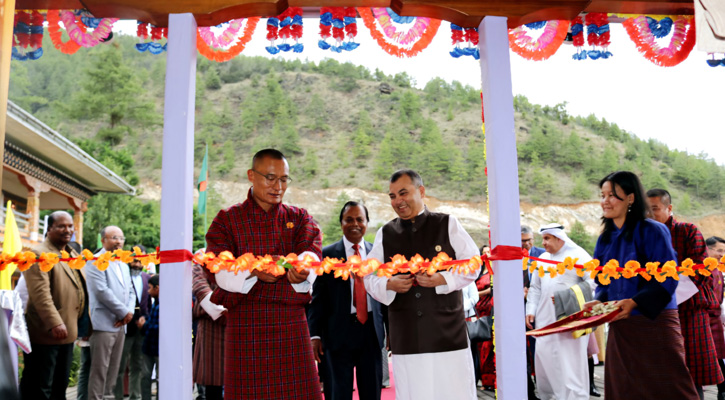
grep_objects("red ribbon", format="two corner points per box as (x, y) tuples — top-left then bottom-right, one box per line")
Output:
(158, 249), (194, 264)
(482, 245), (525, 275)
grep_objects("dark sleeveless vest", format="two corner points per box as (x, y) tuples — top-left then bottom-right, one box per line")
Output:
(383, 210), (468, 355)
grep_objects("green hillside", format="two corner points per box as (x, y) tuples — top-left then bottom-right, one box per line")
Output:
(9, 35), (725, 249)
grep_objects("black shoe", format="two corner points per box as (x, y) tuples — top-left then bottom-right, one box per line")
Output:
(590, 385), (602, 397)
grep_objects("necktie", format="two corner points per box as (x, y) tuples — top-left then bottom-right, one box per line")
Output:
(352, 244), (368, 324)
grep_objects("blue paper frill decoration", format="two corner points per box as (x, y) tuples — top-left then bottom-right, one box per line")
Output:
(318, 40), (331, 50)
(277, 43), (292, 52)
(572, 50), (588, 60)
(265, 45), (280, 54)
(330, 45), (343, 53)
(386, 8), (415, 24)
(646, 17), (673, 39)
(267, 18), (280, 27)
(292, 15), (303, 25)
(570, 23), (584, 36)
(135, 42), (167, 54)
(279, 17), (292, 28)
(81, 16), (102, 28)
(320, 12), (332, 26)
(292, 43), (304, 53)
(525, 21), (547, 30)
(449, 47), (479, 60)
(11, 47), (27, 61)
(450, 23), (463, 32)
(342, 42), (360, 51)
(344, 17), (356, 25)
(331, 18), (345, 29)
(586, 24), (610, 35)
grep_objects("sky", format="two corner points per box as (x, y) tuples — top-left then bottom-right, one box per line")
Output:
(118, 18), (725, 165)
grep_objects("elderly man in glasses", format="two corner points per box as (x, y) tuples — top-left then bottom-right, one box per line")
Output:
(206, 148), (323, 399)
(84, 226), (136, 400)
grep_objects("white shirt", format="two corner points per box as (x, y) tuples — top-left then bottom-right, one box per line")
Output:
(131, 273), (143, 303)
(364, 211), (480, 305)
(342, 236), (373, 313)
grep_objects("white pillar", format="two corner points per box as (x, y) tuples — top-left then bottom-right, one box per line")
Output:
(478, 16), (527, 399)
(159, 13), (196, 400)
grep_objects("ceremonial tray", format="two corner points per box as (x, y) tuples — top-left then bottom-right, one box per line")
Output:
(526, 301), (621, 337)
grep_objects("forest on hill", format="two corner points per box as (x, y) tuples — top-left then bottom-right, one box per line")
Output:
(9, 34), (725, 250)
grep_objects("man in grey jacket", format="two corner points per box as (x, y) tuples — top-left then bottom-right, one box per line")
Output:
(84, 226), (135, 400)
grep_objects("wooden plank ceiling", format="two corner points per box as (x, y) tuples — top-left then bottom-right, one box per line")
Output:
(15, 0), (694, 28)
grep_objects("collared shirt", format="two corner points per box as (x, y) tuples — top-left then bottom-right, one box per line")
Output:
(342, 236), (371, 313)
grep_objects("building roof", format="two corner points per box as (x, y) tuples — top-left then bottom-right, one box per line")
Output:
(16, 0), (694, 28)
(4, 100), (136, 195)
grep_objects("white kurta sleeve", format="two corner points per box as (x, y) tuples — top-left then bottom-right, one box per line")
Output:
(436, 216), (479, 295)
(200, 292), (227, 321)
(290, 251), (319, 293)
(526, 271), (541, 316)
(215, 270), (257, 293)
(364, 227), (397, 305)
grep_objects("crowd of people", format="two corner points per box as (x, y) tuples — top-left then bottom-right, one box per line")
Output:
(7, 148), (725, 400)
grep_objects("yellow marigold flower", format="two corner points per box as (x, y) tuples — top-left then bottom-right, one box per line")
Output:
(576, 267), (586, 277)
(621, 268), (637, 279)
(639, 271), (652, 281)
(95, 252), (113, 271)
(61, 250), (70, 260)
(645, 262), (660, 275)
(547, 267), (557, 278)
(583, 259), (600, 272)
(529, 261), (538, 273)
(653, 272), (667, 283)
(81, 249), (94, 260)
(557, 262), (566, 275)
(598, 274), (611, 285)
(681, 258), (694, 269)
(625, 260), (641, 270)
(538, 266), (546, 278)
(590, 269), (599, 280)
(112, 249), (134, 264)
(522, 258), (528, 271)
(698, 268), (712, 277)
(68, 255), (86, 270)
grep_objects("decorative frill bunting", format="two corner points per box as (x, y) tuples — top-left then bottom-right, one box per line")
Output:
(197, 18), (260, 62)
(509, 20), (569, 61)
(266, 8), (304, 54)
(358, 7), (441, 58)
(584, 13), (613, 60)
(449, 24), (479, 59)
(136, 22), (167, 54)
(622, 15), (696, 67)
(319, 7), (359, 52)
(12, 10), (44, 61)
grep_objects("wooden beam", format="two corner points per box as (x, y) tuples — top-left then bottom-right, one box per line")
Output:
(0, 0), (16, 195)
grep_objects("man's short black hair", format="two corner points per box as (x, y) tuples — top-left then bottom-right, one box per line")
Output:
(646, 188), (672, 206)
(706, 236), (725, 247)
(339, 201), (370, 224)
(252, 149), (286, 169)
(390, 169), (423, 187)
(148, 274), (159, 287)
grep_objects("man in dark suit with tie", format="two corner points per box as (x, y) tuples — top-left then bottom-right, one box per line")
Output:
(308, 201), (385, 400)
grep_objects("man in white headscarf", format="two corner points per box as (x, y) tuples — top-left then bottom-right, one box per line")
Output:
(525, 223), (595, 400)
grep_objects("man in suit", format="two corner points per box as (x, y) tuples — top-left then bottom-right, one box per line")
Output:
(20, 211), (89, 400)
(308, 201), (385, 400)
(85, 226), (135, 400)
(113, 245), (152, 400)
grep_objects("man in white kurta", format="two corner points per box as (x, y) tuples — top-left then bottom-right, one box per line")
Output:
(364, 169), (478, 400)
(525, 223), (595, 400)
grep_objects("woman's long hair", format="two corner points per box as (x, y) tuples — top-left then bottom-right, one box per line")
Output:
(599, 171), (650, 242)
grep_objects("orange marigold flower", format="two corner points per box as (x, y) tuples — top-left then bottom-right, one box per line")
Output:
(529, 261), (538, 273)
(522, 258), (528, 271)
(583, 259), (599, 272)
(538, 266), (546, 278)
(547, 267), (557, 278)
(556, 262), (567, 275)
(81, 249), (94, 260)
(645, 262), (660, 275)
(68, 255), (86, 270)
(704, 257), (719, 271)
(576, 267), (586, 277)
(639, 271), (652, 281)
(653, 272), (667, 283)
(698, 268), (712, 277)
(621, 268), (637, 279)
(286, 222), (294, 229)
(61, 250), (70, 260)
(112, 249), (134, 264)
(39, 253), (60, 272)
(95, 252), (113, 271)
(16, 251), (38, 272)
(597, 274), (611, 285)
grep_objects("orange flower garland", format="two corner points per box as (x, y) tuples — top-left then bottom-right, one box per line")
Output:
(0, 247), (158, 273)
(196, 17), (260, 62)
(524, 253), (725, 286)
(47, 10), (86, 55)
(357, 7), (441, 58)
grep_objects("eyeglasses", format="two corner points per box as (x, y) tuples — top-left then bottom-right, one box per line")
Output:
(251, 169), (292, 185)
(108, 236), (126, 241)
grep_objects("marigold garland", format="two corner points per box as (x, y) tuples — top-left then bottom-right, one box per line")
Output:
(196, 17), (260, 62)
(47, 10), (85, 55)
(622, 15), (696, 67)
(0, 247), (158, 273)
(357, 7), (441, 58)
(523, 253), (725, 286)
(508, 20), (569, 61)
